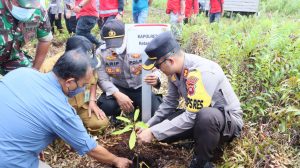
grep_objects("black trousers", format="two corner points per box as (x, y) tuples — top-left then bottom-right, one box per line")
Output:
(97, 86), (162, 117)
(163, 107), (237, 167)
(64, 15), (77, 34)
(48, 13), (63, 33)
(76, 16), (100, 47)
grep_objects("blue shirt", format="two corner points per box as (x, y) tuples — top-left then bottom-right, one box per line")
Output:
(0, 68), (97, 168)
(132, 0), (149, 13)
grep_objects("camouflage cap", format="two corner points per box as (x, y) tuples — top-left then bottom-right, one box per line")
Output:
(6, 0), (41, 10)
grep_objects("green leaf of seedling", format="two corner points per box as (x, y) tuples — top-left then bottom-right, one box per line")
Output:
(134, 108), (140, 122)
(135, 121), (149, 129)
(116, 116), (131, 123)
(111, 125), (133, 135)
(129, 130), (136, 150)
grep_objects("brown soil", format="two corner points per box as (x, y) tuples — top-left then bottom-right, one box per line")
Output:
(100, 133), (193, 168)
(45, 128), (193, 168)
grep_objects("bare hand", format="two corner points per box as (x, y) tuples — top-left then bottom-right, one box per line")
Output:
(113, 157), (132, 168)
(144, 73), (158, 87)
(177, 14), (185, 23)
(73, 6), (81, 13)
(135, 127), (143, 134)
(88, 101), (107, 120)
(65, 11), (72, 19)
(55, 14), (59, 20)
(116, 13), (122, 20)
(137, 128), (154, 144)
(114, 92), (134, 113)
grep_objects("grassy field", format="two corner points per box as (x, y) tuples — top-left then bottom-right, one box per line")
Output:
(40, 0), (300, 167)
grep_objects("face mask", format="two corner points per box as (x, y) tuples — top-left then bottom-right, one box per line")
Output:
(67, 84), (86, 98)
(10, 5), (35, 22)
(109, 38), (127, 54)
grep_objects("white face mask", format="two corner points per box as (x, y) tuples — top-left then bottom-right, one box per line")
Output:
(10, 5), (35, 22)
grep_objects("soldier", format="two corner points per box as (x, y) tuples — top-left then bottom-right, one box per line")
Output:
(96, 19), (162, 119)
(138, 31), (243, 168)
(0, 0), (52, 75)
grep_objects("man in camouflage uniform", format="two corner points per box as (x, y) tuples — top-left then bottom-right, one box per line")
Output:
(138, 32), (243, 168)
(0, 0), (52, 75)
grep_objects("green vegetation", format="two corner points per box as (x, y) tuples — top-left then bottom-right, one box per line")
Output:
(179, 1), (300, 167)
(43, 0), (299, 167)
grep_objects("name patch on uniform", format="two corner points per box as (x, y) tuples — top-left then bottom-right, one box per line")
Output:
(186, 70), (212, 113)
(105, 61), (119, 67)
(129, 59), (142, 65)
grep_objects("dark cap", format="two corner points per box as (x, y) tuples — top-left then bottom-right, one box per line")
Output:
(6, 0), (41, 9)
(66, 35), (101, 69)
(101, 19), (125, 49)
(143, 31), (180, 70)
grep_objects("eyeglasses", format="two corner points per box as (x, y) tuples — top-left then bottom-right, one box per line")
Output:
(154, 50), (176, 69)
(154, 57), (169, 69)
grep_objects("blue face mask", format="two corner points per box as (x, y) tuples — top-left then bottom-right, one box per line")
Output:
(10, 5), (35, 22)
(67, 81), (86, 98)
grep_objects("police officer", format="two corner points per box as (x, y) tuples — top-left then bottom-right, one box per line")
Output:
(138, 31), (243, 168)
(0, 0), (52, 75)
(96, 19), (162, 118)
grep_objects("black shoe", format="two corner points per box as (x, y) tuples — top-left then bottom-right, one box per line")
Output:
(189, 155), (215, 168)
(189, 155), (198, 168)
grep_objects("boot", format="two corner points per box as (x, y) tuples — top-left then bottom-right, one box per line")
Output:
(189, 155), (215, 168)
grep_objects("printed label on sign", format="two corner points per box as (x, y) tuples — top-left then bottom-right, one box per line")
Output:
(186, 70), (212, 112)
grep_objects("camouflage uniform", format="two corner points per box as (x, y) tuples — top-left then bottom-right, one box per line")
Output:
(0, 1), (52, 75)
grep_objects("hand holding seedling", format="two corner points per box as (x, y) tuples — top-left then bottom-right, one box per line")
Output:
(112, 109), (149, 149)
(137, 128), (155, 143)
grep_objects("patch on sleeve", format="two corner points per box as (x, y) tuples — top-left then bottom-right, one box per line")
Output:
(186, 70), (211, 112)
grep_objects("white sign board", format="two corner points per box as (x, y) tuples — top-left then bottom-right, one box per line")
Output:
(125, 24), (170, 122)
